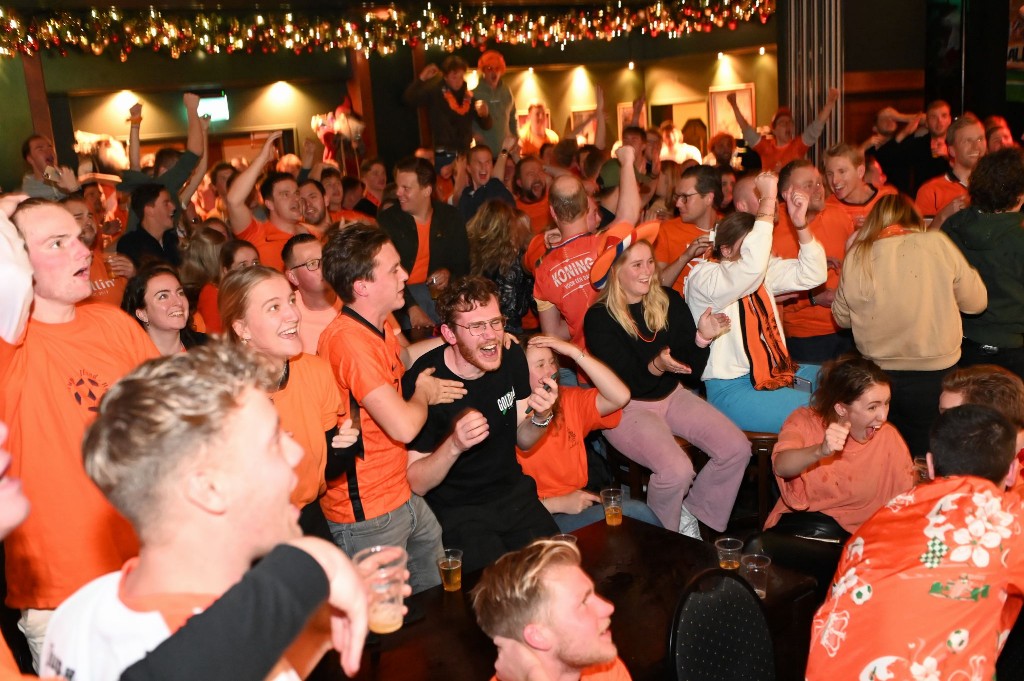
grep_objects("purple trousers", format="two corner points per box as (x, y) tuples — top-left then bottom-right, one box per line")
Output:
(603, 385), (750, 531)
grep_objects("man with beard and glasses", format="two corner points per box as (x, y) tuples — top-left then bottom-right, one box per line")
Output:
(472, 539), (631, 681)
(403, 276), (560, 573)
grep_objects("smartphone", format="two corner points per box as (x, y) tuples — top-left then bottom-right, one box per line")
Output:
(525, 372), (559, 414)
(793, 376), (812, 394)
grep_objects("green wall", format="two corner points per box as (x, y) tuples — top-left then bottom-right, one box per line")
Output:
(0, 58), (33, 193)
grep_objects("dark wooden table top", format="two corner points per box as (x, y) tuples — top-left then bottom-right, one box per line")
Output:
(341, 518), (817, 681)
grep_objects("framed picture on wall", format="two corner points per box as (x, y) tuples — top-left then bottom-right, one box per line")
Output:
(570, 108), (598, 145)
(616, 102), (647, 142)
(516, 109), (551, 134)
(708, 83), (755, 139)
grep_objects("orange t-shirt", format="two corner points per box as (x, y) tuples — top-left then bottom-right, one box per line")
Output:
(274, 353), (345, 506)
(754, 137), (810, 173)
(435, 176), (455, 204)
(519, 128), (559, 157)
(533, 231), (600, 348)
(296, 292), (342, 356)
(772, 205), (854, 339)
(237, 218), (303, 272)
(494, 657), (631, 681)
(523, 233), (550, 276)
(516, 387), (621, 499)
(330, 209), (373, 225)
(915, 172), (967, 218)
(652, 218), (711, 296)
(825, 184), (897, 227)
(317, 309), (413, 524)
(517, 196), (553, 235)
(767, 406), (915, 533)
(0, 305), (157, 609)
(82, 244), (127, 308)
(196, 283), (222, 334)
(409, 219), (432, 284)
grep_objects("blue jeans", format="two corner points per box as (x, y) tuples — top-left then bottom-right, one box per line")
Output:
(327, 495), (443, 594)
(705, 364), (821, 434)
(553, 496), (663, 533)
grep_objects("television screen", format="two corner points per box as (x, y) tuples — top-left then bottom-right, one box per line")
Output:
(197, 93), (229, 122)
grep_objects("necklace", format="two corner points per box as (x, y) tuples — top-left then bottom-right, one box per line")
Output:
(630, 317), (658, 343)
(443, 87), (471, 115)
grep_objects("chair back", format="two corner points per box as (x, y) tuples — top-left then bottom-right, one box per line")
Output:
(668, 568), (775, 681)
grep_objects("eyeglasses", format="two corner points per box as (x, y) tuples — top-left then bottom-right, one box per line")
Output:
(673, 191), (702, 204)
(289, 258), (322, 272)
(452, 316), (507, 336)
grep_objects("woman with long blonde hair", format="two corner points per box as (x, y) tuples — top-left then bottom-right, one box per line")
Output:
(583, 221), (748, 537)
(178, 226), (227, 327)
(467, 200), (534, 334)
(833, 192), (987, 457)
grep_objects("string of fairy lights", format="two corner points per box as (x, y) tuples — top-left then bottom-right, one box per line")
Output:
(0, 1), (774, 61)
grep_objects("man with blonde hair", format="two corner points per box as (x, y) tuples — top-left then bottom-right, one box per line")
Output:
(41, 342), (345, 679)
(471, 540), (630, 681)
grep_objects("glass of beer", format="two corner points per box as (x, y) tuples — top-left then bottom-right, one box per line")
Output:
(437, 548), (463, 592)
(354, 545), (408, 634)
(600, 487), (623, 526)
(714, 537), (743, 570)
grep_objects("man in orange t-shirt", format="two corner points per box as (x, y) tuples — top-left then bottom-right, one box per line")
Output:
(319, 224), (462, 593)
(473, 540), (633, 681)
(283, 234), (341, 355)
(60, 194), (133, 307)
(823, 143), (898, 228)
(515, 156), (553, 234)
(915, 114), (985, 224)
(775, 160), (855, 362)
(654, 165), (718, 295)
(39, 344), (335, 680)
(728, 88), (840, 172)
(1, 201), (157, 667)
(226, 131), (319, 272)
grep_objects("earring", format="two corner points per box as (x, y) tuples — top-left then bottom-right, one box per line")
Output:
(242, 337), (251, 344)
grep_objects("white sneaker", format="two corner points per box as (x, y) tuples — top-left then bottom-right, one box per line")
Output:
(678, 505), (701, 539)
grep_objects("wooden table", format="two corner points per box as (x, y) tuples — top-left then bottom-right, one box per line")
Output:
(337, 518), (817, 681)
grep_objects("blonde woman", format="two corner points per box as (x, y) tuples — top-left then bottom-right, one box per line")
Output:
(583, 221), (748, 537)
(833, 192), (987, 457)
(178, 226), (227, 328)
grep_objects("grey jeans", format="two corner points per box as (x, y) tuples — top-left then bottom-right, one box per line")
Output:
(327, 495), (444, 593)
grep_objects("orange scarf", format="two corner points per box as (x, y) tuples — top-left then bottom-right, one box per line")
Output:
(739, 283), (797, 390)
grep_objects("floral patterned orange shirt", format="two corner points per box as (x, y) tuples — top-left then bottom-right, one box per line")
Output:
(806, 476), (1024, 681)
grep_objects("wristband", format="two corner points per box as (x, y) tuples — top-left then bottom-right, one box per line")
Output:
(127, 116), (143, 125)
(695, 330), (713, 346)
(500, 149), (508, 155)
(531, 412), (554, 428)
(652, 357), (663, 373)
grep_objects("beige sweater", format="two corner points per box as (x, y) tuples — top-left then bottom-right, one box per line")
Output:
(832, 230), (987, 371)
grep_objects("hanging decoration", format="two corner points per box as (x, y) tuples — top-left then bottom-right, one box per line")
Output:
(0, 2), (774, 61)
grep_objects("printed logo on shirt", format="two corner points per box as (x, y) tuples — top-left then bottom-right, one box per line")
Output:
(66, 369), (109, 413)
(548, 257), (594, 288)
(497, 388), (516, 415)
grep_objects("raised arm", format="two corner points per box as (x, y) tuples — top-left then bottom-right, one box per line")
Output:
(180, 115), (210, 208)
(128, 102), (143, 171)
(362, 368), (464, 444)
(226, 130), (281, 235)
(0, 202), (32, 345)
(800, 87), (840, 147)
(593, 86), (607, 150)
(184, 92), (204, 157)
(407, 409), (488, 495)
(528, 336), (629, 415)
(727, 92), (761, 148)
(612, 144), (640, 226)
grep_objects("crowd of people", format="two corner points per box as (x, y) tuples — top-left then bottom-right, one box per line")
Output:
(2, 46), (1024, 681)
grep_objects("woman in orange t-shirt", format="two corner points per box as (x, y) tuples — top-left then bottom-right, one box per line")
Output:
(758, 355), (915, 596)
(219, 266), (357, 537)
(178, 226), (227, 331)
(516, 336), (662, 532)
